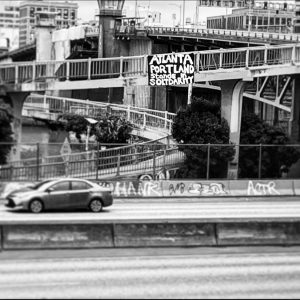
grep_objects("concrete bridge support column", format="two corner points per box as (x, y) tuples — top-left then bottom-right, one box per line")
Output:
(219, 80), (247, 179)
(290, 75), (300, 142)
(8, 92), (30, 162)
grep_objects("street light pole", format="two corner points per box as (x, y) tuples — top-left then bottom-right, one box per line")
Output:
(182, 0), (185, 29)
(169, 3), (182, 27)
(248, 1), (252, 33)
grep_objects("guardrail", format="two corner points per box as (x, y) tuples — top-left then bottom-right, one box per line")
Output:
(1, 43), (300, 85)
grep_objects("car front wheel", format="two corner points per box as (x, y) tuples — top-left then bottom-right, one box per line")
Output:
(89, 199), (103, 213)
(29, 199), (43, 213)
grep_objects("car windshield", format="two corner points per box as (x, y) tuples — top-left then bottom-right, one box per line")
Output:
(32, 180), (54, 190)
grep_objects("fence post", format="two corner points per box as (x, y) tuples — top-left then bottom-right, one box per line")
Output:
(116, 154), (121, 176)
(143, 112), (146, 129)
(66, 61), (70, 80)
(15, 65), (18, 84)
(32, 62), (36, 82)
(127, 105), (130, 121)
(292, 45), (296, 65)
(96, 142), (100, 180)
(245, 49), (249, 69)
(87, 57), (91, 80)
(164, 111), (168, 130)
(163, 144), (167, 169)
(195, 53), (200, 72)
(264, 46), (268, 65)
(219, 52), (223, 68)
(206, 143), (211, 180)
(153, 148), (156, 179)
(43, 94), (47, 110)
(120, 56), (124, 77)
(258, 144), (262, 179)
(143, 55), (148, 75)
(36, 143), (40, 181)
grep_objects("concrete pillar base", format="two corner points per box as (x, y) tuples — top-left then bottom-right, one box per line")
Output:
(219, 80), (247, 179)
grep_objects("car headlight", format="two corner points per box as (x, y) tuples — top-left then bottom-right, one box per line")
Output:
(11, 196), (27, 204)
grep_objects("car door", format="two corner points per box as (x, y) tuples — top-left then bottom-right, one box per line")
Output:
(69, 181), (92, 209)
(46, 181), (71, 210)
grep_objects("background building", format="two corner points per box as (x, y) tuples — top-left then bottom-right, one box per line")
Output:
(19, 0), (78, 47)
(206, 0), (297, 32)
(197, 0), (254, 8)
(0, 1), (20, 50)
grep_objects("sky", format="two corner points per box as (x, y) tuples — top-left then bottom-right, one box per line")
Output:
(74, 0), (232, 26)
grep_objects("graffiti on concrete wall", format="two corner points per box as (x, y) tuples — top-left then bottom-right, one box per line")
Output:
(98, 181), (163, 197)
(247, 181), (280, 196)
(169, 182), (227, 196)
(138, 168), (171, 181)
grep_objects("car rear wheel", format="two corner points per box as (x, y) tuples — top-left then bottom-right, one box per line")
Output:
(29, 199), (43, 213)
(89, 199), (103, 213)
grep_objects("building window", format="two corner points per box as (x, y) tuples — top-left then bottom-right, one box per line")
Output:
(20, 8), (27, 18)
(63, 9), (68, 19)
(30, 7), (35, 18)
(71, 10), (75, 20)
(4, 6), (14, 11)
(57, 9), (62, 18)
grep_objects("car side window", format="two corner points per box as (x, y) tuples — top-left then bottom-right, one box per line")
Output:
(50, 181), (71, 192)
(71, 181), (91, 191)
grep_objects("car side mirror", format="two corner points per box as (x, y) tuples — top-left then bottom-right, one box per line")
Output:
(47, 187), (54, 193)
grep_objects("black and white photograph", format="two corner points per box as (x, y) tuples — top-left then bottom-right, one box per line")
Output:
(0, 0), (300, 298)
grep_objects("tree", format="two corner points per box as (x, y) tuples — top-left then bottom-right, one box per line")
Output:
(172, 97), (235, 179)
(94, 115), (133, 144)
(239, 113), (300, 178)
(55, 113), (133, 145)
(0, 98), (14, 164)
(57, 114), (89, 142)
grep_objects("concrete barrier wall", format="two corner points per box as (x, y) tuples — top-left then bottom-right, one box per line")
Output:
(2, 224), (114, 250)
(99, 179), (299, 198)
(294, 180), (300, 196)
(1, 179), (299, 199)
(1, 221), (300, 251)
(217, 222), (300, 246)
(114, 223), (216, 247)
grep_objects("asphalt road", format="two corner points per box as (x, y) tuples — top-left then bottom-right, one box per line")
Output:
(0, 197), (300, 223)
(0, 247), (300, 299)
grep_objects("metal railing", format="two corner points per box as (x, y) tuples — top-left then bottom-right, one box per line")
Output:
(24, 94), (176, 132)
(1, 43), (300, 86)
(138, 26), (300, 42)
(0, 55), (148, 85)
(0, 139), (181, 181)
(1, 143), (299, 181)
(85, 26), (99, 37)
